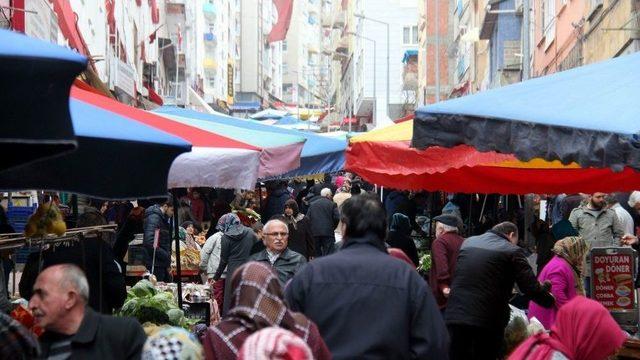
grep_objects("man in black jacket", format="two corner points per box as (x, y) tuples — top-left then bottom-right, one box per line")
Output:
(445, 222), (555, 360)
(285, 194), (449, 359)
(31, 264), (146, 359)
(306, 188), (340, 257)
(249, 219), (306, 286)
(143, 197), (174, 282)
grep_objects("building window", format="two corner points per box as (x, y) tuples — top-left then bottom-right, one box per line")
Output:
(403, 25), (418, 45)
(543, 0), (556, 49)
(283, 40), (288, 51)
(283, 63), (288, 75)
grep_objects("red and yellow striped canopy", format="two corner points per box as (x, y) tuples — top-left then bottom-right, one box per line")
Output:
(346, 120), (640, 194)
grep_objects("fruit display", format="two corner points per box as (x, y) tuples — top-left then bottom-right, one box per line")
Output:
(24, 202), (67, 237)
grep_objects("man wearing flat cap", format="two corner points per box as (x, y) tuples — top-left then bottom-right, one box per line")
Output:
(430, 214), (465, 312)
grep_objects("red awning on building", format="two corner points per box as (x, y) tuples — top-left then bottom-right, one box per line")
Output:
(145, 85), (164, 106)
(50, 0), (90, 57)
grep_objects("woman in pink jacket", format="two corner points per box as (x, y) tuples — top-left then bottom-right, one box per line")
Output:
(528, 236), (588, 329)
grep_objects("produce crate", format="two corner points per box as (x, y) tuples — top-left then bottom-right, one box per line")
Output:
(7, 205), (36, 233)
(183, 301), (211, 326)
(7, 205), (37, 264)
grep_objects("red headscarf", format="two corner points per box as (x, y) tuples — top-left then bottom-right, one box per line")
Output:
(509, 296), (626, 360)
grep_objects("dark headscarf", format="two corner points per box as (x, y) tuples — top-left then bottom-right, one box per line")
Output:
(216, 213), (243, 236)
(284, 199), (299, 216)
(283, 199), (304, 230)
(0, 312), (40, 358)
(389, 213), (411, 235)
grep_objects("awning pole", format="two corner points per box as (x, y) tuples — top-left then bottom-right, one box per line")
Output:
(172, 190), (183, 308)
(479, 194), (488, 222)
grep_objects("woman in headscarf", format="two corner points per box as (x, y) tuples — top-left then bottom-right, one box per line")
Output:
(211, 213), (258, 315)
(509, 296), (626, 360)
(528, 236), (589, 330)
(203, 262), (330, 360)
(283, 199), (315, 260)
(385, 213), (419, 267)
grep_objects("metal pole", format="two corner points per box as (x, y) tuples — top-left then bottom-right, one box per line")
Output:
(434, 0), (440, 102)
(172, 192), (183, 308)
(175, 42), (180, 104)
(372, 39), (377, 125)
(385, 22), (389, 117)
(423, 2), (429, 105)
(522, 0), (531, 80)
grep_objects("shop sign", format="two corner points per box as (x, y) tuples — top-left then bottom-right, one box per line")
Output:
(227, 62), (234, 104)
(111, 57), (136, 98)
(591, 249), (635, 310)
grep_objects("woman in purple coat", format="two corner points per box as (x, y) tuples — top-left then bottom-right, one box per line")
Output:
(528, 236), (588, 329)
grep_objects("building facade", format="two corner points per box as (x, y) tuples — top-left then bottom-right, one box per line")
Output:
(533, 0), (586, 76)
(418, 0), (456, 105)
(235, 0), (284, 116)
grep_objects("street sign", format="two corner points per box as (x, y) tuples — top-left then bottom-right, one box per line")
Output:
(590, 247), (638, 332)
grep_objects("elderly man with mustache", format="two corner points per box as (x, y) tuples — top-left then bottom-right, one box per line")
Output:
(30, 264), (146, 359)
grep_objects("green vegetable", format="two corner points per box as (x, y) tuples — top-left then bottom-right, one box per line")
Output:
(418, 252), (432, 272)
(136, 306), (170, 325)
(118, 280), (198, 330)
(120, 297), (139, 316)
(130, 279), (156, 298)
(167, 308), (185, 326)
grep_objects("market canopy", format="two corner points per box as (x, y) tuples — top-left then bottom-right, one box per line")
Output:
(250, 108), (289, 120)
(153, 106), (346, 178)
(0, 29), (87, 171)
(411, 52), (640, 171)
(348, 120), (640, 194)
(72, 88), (304, 190)
(268, 115), (321, 131)
(0, 95), (191, 199)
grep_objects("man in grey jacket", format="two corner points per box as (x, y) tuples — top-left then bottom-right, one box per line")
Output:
(250, 219), (306, 286)
(569, 192), (635, 248)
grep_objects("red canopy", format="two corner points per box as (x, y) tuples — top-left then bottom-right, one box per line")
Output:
(71, 87), (257, 150)
(347, 120), (640, 194)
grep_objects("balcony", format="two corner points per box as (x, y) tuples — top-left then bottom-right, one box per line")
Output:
(203, 3), (216, 22)
(335, 37), (349, 54)
(322, 13), (333, 28)
(333, 11), (345, 29)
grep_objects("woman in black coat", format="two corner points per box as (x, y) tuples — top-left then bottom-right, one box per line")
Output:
(385, 213), (419, 267)
(282, 199), (315, 260)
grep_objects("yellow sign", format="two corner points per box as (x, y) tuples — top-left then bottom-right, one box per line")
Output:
(227, 61), (234, 105)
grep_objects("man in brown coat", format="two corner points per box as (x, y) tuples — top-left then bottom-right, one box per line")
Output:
(430, 214), (465, 311)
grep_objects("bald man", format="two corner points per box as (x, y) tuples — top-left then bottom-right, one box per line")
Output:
(30, 264), (146, 359)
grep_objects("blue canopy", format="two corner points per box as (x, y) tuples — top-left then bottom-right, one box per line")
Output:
(0, 99), (191, 199)
(153, 106), (346, 178)
(0, 29), (87, 171)
(250, 108), (289, 120)
(273, 115), (301, 125)
(412, 52), (640, 170)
